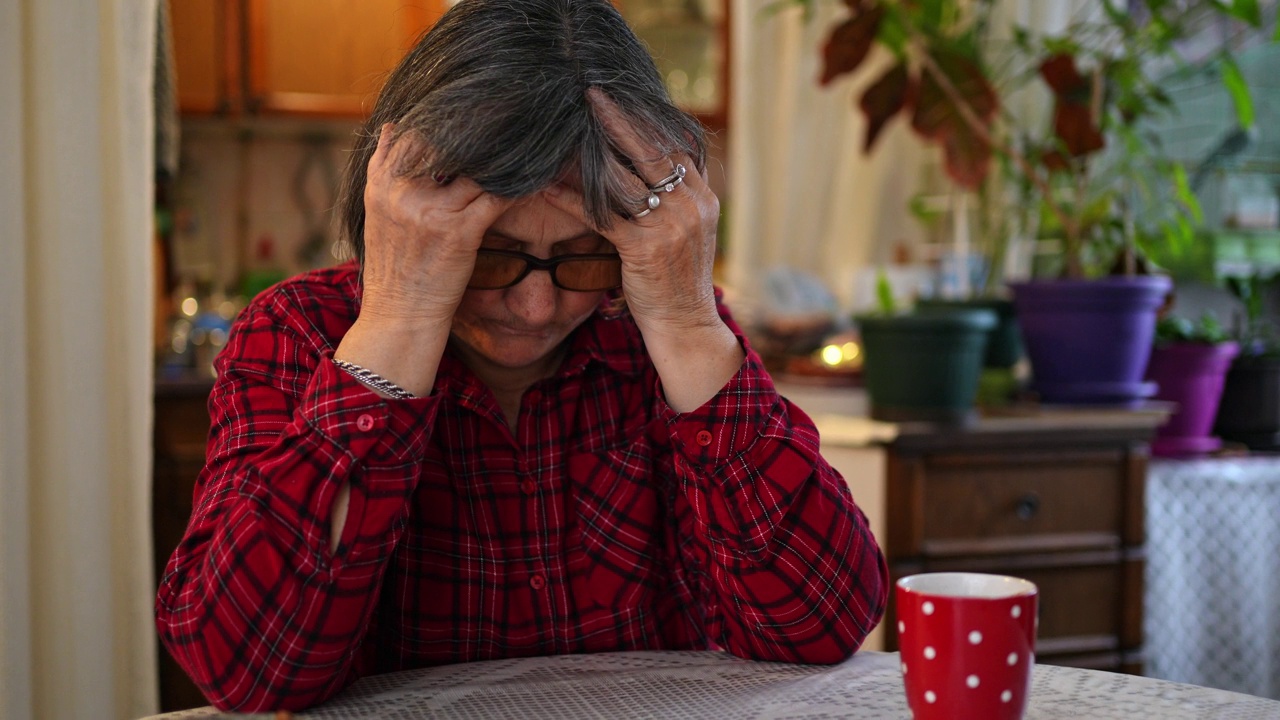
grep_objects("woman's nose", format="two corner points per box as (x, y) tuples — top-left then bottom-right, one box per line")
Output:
(505, 267), (558, 325)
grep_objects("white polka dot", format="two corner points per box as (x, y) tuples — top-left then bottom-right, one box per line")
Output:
(968, 630), (983, 644)
(898, 621), (905, 634)
(1001, 690), (1013, 703)
(923, 646), (936, 660)
(1011, 605), (1021, 618)
(901, 663), (908, 675)
(925, 691), (937, 703)
(922, 601), (935, 615)
(1007, 652), (1018, 666)
(966, 674), (980, 688)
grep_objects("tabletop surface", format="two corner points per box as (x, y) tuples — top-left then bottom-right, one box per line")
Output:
(147, 650), (1280, 719)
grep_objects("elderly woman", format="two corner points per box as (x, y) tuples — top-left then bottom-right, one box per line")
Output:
(156, 0), (887, 712)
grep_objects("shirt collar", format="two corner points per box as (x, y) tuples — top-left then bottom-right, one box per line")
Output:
(558, 296), (645, 379)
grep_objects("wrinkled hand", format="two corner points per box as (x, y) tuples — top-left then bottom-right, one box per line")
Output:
(543, 91), (742, 412)
(359, 123), (512, 325)
(545, 91), (721, 342)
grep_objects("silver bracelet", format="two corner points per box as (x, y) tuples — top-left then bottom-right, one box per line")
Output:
(332, 359), (416, 400)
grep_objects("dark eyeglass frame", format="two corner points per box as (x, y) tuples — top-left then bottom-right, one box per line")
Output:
(469, 248), (623, 292)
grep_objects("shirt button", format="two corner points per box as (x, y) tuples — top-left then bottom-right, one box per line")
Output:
(529, 574), (546, 590)
(521, 480), (536, 495)
(356, 414), (375, 432)
(696, 429), (713, 446)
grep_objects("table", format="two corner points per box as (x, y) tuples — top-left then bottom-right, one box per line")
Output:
(1146, 456), (1280, 700)
(145, 650), (1280, 719)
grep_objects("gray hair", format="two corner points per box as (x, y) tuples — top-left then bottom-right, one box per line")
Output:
(338, 0), (707, 262)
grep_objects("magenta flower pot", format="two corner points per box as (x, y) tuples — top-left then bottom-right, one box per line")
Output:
(1146, 341), (1239, 457)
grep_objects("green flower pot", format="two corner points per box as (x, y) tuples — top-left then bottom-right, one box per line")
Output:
(857, 308), (997, 424)
(915, 297), (1023, 369)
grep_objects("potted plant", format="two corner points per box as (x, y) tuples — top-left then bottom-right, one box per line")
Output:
(799, 0), (1271, 405)
(857, 272), (996, 423)
(1146, 313), (1238, 457)
(1214, 273), (1280, 449)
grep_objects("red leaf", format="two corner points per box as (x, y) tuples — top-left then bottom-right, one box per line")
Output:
(906, 51), (997, 190)
(858, 61), (913, 152)
(1039, 53), (1092, 106)
(909, 51), (997, 140)
(1052, 101), (1105, 157)
(819, 6), (886, 86)
(939, 122), (993, 190)
(1041, 148), (1070, 172)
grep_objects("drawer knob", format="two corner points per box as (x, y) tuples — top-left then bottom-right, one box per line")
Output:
(1014, 493), (1041, 520)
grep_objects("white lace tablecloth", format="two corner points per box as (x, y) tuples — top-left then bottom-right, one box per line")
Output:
(1146, 457), (1280, 700)
(147, 650), (1280, 719)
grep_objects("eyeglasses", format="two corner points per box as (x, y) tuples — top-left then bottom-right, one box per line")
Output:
(469, 248), (623, 292)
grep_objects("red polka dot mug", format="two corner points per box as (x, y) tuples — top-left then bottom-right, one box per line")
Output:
(896, 573), (1038, 720)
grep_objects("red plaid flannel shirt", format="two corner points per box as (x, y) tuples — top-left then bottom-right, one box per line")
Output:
(155, 262), (887, 712)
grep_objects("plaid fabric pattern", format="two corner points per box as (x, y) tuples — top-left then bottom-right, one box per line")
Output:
(155, 261), (888, 712)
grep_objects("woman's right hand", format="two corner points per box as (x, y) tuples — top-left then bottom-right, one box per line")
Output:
(333, 124), (512, 398)
(358, 123), (512, 325)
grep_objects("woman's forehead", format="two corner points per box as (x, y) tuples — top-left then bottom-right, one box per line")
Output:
(486, 194), (602, 248)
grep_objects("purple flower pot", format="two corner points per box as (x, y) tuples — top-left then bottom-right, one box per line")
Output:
(1146, 341), (1239, 457)
(1010, 276), (1172, 406)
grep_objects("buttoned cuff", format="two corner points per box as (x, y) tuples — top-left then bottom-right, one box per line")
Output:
(660, 344), (781, 465)
(293, 359), (443, 562)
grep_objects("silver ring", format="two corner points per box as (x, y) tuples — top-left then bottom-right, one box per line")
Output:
(650, 164), (686, 193)
(634, 192), (660, 218)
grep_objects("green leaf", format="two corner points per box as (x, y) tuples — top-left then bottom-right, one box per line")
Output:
(1156, 313), (1229, 344)
(1171, 163), (1203, 225)
(919, 0), (945, 30)
(875, 269), (897, 315)
(908, 193), (943, 224)
(877, 9), (909, 57)
(1220, 56), (1255, 129)
(1101, 0), (1127, 25)
(1227, 0), (1262, 26)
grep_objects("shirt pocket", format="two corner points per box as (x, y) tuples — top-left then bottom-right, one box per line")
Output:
(566, 443), (670, 611)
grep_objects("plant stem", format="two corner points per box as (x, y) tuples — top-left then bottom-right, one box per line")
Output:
(914, 42), (1085, 278)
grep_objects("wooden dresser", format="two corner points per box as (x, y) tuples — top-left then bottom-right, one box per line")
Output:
(152, 376), (215, 712)
(879, 408), (1166, 674)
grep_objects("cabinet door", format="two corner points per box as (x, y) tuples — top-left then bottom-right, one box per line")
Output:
(170, 0), (236, 114)
(244, 0), (446, 117)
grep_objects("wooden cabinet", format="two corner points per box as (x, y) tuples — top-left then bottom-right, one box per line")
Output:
(880, 410), (1164, 674)
(169, 0), (446, 118)
(152, 377), (215, 712)
(170, 0), (727, 124)
(169, 0), (231, 114)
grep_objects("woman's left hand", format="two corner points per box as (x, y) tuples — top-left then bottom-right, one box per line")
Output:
(543, 89), (744, 412)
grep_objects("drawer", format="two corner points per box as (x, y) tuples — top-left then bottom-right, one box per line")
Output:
(915, 452), (1125, 556)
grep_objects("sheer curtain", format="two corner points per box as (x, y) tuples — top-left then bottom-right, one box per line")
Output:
(725, 1), (930, 312)
(0, 1), (159, 718)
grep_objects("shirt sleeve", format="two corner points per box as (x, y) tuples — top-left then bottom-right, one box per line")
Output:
(155, 297), (439, 712)
(655, 298), (889, 664)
